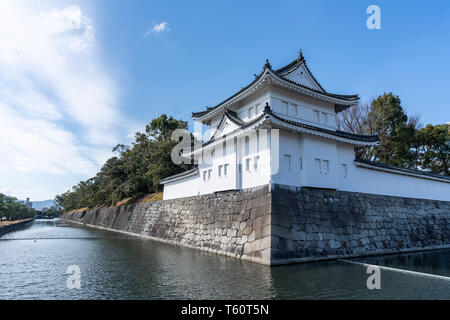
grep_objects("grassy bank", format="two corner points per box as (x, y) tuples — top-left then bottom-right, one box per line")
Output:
(67, 192), (163, 214)
(0, 218), (34, 227)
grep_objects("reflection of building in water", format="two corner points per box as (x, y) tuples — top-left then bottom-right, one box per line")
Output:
(161, 51), (450, 201)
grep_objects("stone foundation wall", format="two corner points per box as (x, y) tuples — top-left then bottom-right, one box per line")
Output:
(271, 184), (450, 264)
(62, 185), (272, 264)
(62, 184), (450, 265)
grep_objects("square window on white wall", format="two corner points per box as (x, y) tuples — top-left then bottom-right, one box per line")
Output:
(254, 156), (259, 171)
(321, 112), (328, 125)
(245, 136), (250, 156)
(315, 158), (322, 174)
(284, 154), (291, 171)
(290, 103), (298, 116)
(281, 101), (289, 114)
(314, 110), (320, 123)
(323, 160), (329, 175)
(342, 163), (348, 177)
(255, 103), (261, 114)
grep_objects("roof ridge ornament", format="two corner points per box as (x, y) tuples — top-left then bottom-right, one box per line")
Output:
(263, 59), (272, 70)
(264, 102), (271, 113)
(297, 49), (303, 61)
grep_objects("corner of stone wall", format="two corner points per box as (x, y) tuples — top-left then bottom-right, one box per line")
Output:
(268, 184), (303, 264)
(244, 183), (301, 265)
(238, 184), (272, 265)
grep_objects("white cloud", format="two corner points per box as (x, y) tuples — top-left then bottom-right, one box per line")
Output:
(145, 21), (170, 37)
(0, 187), (53, 202)
(0, 1), (137, 200)
(42, 5), (95, 52)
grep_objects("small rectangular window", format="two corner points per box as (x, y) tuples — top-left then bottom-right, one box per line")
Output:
(248, 107), (253, 118)
(299, 157), (303, 170)
(253, 156), (259, 171)
(245, 158), (251, 171)
(342, 163), (348, 177)
(255, 103), (261, 115)
(323, 160), (330, 175)
(203, 171), (207, 181)
(291, 103), (298, 116)
(211, 148), (215, 158)
(321, 112), (328, 125)
(218, 165), (223, 177)
(315, 158), (322, 174)
(284, 154), (291, 171)
(224, 164), (229, 176)
(222, 142), (227, 156)
(313, 110), (320, 123)
(208, 169), (212, 180)
(282, 101), (289, 114)
(245, 136), (250, 156)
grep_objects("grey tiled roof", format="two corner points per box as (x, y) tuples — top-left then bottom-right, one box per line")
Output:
(159, 167), (199, 184)
(265, 108), (378, 142)
(198, 104), (378, 148)
(355, 158), (450, 180)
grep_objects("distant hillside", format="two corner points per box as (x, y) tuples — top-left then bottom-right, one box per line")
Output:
(32, 200), (55, 210)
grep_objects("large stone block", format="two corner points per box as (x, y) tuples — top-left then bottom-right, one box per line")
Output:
(252, 215), (271, 229)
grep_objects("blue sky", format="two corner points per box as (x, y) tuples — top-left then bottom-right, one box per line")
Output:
(0, 0), (449, 200)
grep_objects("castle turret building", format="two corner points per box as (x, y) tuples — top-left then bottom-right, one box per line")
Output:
(161, 51), (450, 201)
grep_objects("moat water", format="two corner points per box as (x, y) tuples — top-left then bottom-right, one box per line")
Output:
(1, 219), (449, 300)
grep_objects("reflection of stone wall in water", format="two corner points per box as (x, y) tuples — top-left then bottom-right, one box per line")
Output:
(63, 185), (273, 265)
(62, 184), (450, 265)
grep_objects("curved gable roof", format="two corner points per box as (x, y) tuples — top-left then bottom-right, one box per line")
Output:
(193, 51), (359, 121)
(275, 50), (325, 92)
(209, 109), (246, 141)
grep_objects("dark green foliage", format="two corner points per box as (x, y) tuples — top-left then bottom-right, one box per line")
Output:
(365, 93), (416, 166)
(418, 124), (450, 175)
(55, 115), (193, 211)
(35, 207), (61, 219)
(340, 92), (449, 174)
(0, 194), (36, 221)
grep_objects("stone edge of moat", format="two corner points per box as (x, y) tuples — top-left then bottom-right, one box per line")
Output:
(0, 218), (35, 237)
